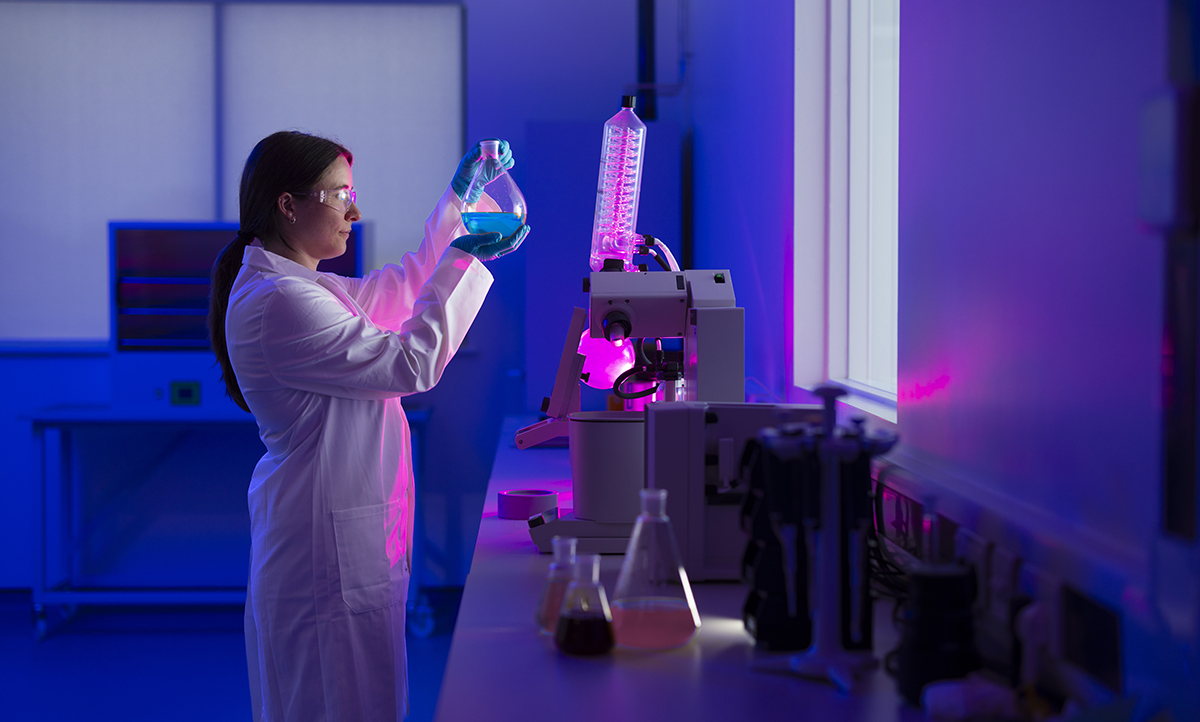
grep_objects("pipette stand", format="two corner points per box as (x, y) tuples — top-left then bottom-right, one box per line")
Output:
(784, 431), (876, 692)
(754, 386), (895, 693)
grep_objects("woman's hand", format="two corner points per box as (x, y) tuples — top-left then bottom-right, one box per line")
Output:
(450, 224), (530, 262)
(451, 139), (514, 203)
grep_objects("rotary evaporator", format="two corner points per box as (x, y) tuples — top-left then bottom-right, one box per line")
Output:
(516, 96), (746, 552)
(517, 96), (745, 448)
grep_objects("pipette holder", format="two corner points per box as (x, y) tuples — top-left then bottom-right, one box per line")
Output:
(741, 426), (817, 649)
(750, 386), (896, 692)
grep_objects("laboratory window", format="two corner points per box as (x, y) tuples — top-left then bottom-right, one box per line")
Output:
(792, 0), (899, 405)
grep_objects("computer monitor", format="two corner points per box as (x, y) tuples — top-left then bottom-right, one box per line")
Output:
(109, 222), (363, 352)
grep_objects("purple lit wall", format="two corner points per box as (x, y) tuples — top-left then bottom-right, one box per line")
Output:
(687, 0), (795, 403)
(897, 3), (1165, 562)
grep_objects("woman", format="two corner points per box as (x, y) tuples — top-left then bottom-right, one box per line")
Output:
(208, 130), (528, 722)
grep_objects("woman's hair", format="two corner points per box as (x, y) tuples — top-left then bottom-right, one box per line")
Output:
(208, 131), (352, 412)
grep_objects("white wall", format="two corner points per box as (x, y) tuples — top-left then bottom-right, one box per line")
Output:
(0, 2), (216, 341)
(0, 2), (463, 342)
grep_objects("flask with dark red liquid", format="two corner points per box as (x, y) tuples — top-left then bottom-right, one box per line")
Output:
(554, 554), (614, 656)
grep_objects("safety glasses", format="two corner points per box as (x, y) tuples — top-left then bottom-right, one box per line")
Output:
(295, 188), (357, 213)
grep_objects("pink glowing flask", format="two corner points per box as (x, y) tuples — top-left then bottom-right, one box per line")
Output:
(610, 489), (701, 649)
(577, 326), (636, 390)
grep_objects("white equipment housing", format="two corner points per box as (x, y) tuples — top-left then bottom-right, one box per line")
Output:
(645, 401), (824, 580)
(588, 269), (744, 402)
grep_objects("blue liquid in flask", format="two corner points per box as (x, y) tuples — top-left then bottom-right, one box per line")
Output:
(462, 212), (523, 238)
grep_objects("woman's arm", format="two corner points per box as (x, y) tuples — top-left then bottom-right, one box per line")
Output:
(326, 185), (464, 329)
(260, 248), (493, 399)
(334, 183), (502, 331)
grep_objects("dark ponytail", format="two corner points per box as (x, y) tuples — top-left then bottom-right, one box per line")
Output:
(208, 131), (353, 412)
(208, 231), (256, 411)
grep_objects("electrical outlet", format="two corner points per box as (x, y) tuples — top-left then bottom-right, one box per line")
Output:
(879, 484), (924, 561)
(170, 380), (201, 406)
(954, 527), (990, 616)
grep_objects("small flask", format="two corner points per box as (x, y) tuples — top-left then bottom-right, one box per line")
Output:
(554, 553), (614, 655)
(535, 536), (577, 635)
(611, 489), (701, 649)
(460, 139), (527, 238)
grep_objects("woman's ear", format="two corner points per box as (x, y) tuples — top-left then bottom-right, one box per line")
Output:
(277, 192), (297, 223)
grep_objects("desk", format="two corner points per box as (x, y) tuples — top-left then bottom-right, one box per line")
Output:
(435, 418), (922, 721)
(28, 403), (435, 639)
(28, 405), (261, 636)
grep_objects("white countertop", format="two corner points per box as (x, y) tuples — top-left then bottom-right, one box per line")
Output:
(434, 417), (923, 722)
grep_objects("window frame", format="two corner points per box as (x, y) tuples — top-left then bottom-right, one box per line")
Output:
(790, 0), (899, 420)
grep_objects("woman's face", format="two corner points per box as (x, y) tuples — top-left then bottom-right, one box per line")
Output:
(281, 154), (360, 270)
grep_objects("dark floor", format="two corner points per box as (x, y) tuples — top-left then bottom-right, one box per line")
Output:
(0, 590), (459, 721)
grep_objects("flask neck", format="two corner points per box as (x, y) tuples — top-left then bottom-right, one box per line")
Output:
(551, 536), (577, 565)
(639, 488), (667, 517)
(574, 554), (602, 584)
(480, 139), (501, 159)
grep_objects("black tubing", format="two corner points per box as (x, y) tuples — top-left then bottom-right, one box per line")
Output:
(612, 365), (659, 400)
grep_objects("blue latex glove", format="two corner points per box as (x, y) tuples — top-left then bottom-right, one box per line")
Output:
(451, 139), (514, 203)
(450, 224), (530, 262)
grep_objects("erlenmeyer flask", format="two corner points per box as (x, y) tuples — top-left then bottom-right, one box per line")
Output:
(554, 554), (614, 655)
(460, 139), (527, 238)
(611, 489), (701, 649)
(535, 536), (576, 635)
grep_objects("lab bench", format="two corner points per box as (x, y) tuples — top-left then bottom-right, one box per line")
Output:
(434, 417), (922, 722)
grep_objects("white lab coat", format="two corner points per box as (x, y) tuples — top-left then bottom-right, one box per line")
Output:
(227, 185), (493, 722)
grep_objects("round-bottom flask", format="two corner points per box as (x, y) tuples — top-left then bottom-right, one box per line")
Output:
(535, 536), (576, 635)
(611, 489), (701, 649)
(554, 554), (614, 656)
(460, 139), (527, 237)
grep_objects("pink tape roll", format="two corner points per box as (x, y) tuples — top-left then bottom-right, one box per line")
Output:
(497, 489), (558, 520)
